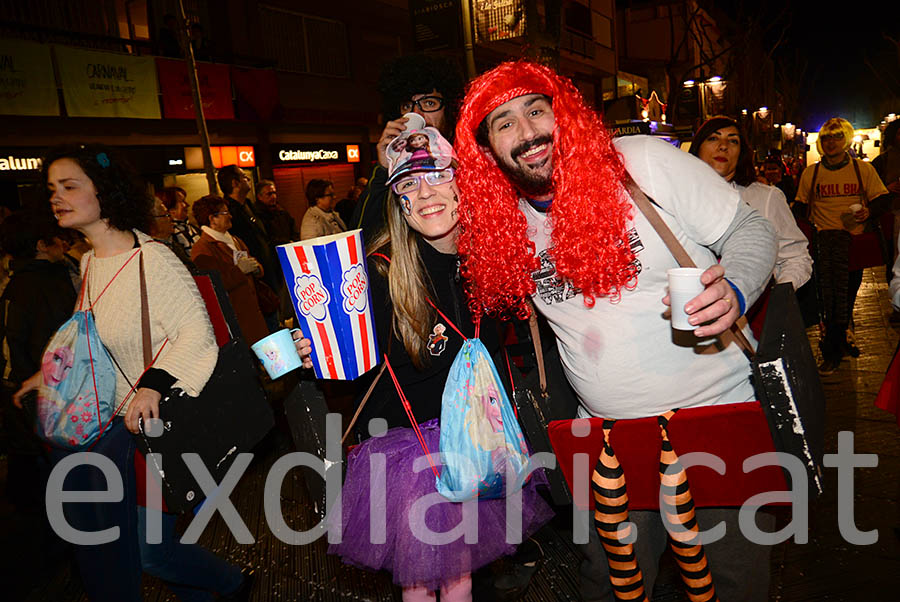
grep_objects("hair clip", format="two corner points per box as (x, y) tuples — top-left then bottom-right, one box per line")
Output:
(96, 152), (110, 168)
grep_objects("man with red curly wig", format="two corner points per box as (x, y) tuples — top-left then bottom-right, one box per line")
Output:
(455, 61), (778, 602)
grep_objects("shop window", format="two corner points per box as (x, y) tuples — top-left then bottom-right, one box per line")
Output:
(273, 165), (355, 228)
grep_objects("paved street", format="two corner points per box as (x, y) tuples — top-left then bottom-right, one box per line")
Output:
(7, 268), (900, 601)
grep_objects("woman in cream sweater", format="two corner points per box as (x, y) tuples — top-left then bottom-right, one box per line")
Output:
(15, 145), (250, 602)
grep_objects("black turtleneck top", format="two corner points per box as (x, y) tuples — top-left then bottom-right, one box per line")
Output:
(359, 238), (503, 432)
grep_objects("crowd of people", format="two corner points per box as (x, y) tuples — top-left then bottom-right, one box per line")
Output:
(0, 50), (898, 602)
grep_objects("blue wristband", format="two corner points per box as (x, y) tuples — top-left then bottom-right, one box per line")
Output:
(724, 278), (746, 315)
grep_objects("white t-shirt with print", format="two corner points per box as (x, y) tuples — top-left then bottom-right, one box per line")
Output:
(523, 135), (757, 419)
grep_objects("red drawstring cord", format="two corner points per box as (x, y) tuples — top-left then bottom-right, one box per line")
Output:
(80, 248), (170, 449)
(80, 248), (142, 311)
(84, 312), (105, 440)
(78, 248), (140, 447)
(502, 344), (518, 419)
(371, 252), (479, 479)
(384, 354), (440, 479)
(425, 298), (474, 341)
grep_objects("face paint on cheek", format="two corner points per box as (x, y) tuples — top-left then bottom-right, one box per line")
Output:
(400, 195), (412, 216)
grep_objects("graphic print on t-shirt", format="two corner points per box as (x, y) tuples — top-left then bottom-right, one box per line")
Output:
(532, 249), (581, 305)
(532, 228), (644, 306)
(625, 226), (644, 275)
(815, 182), (862, 198)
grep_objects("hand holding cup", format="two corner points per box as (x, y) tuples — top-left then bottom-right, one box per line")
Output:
(662, 264), (740, 337)
(849, 203), (868, 222)
(291, 330), (314, 369)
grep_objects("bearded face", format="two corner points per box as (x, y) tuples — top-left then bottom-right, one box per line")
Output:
(484, 94), (555, 199)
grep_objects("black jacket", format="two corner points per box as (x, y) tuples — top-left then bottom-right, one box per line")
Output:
(359, 240), (503, 431)
(227, 196), (282, 292)
(255, 202), (299, 247)
(1, 259), (76, 385)
(350, 164), (389, 245)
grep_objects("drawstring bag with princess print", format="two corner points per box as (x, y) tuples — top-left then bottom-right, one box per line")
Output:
(436, 334), (530, 501)
(35, 310), (116, 450)
(374, 278), (532, 502)
(34, 250), (144, 449)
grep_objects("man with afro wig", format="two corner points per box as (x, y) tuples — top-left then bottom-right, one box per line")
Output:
(455, 61), (778, 602)
(350, 53), (464, 239)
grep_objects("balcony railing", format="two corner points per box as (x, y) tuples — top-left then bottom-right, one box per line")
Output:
(560, 28), (596, 59)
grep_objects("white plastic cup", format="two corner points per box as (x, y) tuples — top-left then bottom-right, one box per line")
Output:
(251, 328), (304, 379)
(849, 203), (863, 214)
(403, 112), (427, 131)
(667, 268), (706, 331)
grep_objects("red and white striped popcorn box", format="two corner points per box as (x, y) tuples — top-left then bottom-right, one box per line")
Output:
(277, 230), (379, 380)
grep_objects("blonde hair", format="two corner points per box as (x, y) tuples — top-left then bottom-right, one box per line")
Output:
(368, 191), (437, 370)
(464, 360), (507, 452)
(816, 117), (854, 156)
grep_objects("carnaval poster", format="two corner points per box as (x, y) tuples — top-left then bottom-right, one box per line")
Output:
(0, 39), (60, 116)
(55, 46), (161, 119)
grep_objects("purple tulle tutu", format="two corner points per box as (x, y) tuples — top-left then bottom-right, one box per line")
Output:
(327, 418), (554, 590)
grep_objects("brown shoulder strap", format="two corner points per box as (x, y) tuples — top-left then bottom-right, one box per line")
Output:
(808, 162), (820, 222)
(626, 179), (695, 267)
(624, 176), (755, 359)
(341, 248), (390, 443)
(341, 362), (387, 443)
(526, 300), (547, 397)
(851, 158), (867, 203)
(138, 250), (152, 367)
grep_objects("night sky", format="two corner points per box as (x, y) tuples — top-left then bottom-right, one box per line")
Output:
(768, 1), (899, 131)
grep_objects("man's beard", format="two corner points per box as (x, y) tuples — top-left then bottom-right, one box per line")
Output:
(496, 135), (554, 198)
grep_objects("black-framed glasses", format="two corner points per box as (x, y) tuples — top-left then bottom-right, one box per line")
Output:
(820, 133), (845, 142)
(214, 210), (231, 216)
(391, 168), (455, 195)
(399, 95), (444, 114)
(152, 212), (171, 219)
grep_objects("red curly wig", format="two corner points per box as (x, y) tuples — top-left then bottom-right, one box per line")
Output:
(455, 61), (638, 319)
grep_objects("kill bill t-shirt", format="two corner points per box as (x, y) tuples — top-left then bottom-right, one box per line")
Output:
(795, 159), (888, 234)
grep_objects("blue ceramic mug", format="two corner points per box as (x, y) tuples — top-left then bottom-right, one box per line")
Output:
(251, 328), (303, 379)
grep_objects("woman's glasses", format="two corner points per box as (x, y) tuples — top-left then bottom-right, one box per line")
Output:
(391, 168), (455, 195)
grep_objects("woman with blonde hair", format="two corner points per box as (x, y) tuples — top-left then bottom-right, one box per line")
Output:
(294, 124), (551, 602)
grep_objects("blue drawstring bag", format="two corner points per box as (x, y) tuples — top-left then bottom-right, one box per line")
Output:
(35, 310), (117, 450)
(437, 338), (530, 501)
